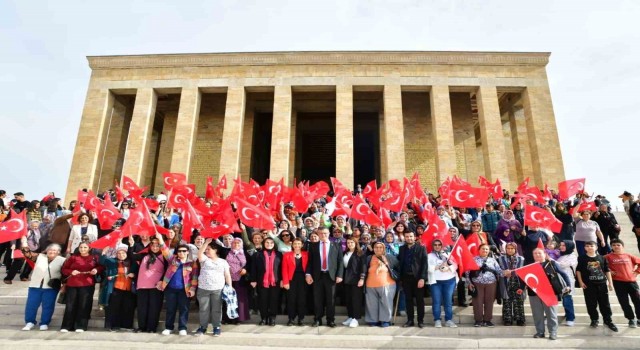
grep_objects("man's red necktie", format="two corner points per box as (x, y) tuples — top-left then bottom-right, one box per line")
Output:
(321, 241), (328, 270)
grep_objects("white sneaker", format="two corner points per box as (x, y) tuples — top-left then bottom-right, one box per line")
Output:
(162, 329), (172, 335)
(22, 322), (35, 331)
(178, 330), (187, 336)
(445, 320), (458, 328)
(39, 325), (48, 331)
(342, 318), (353, 326)
(60, 329), (69, 333)
(348, 319), (359, 328)
(565, 321), (575, 327)
(75, 329), (84, 333)
(399, 311), (407, 317)
(434, 320), (442, 328)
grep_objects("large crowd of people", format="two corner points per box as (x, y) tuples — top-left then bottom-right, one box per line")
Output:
(1, 184), (640, 341)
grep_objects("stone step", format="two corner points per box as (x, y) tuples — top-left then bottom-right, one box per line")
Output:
(2, 328), (639, 349)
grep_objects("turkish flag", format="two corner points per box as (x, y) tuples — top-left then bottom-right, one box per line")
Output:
(217, 174), (228, 190)
(351, 197), (374, 221)
(162, 172), (187, 191)
(200, 224), (233, 240)
(289, 187), (311, 213)
(234, 198), (275, 230)
(557, 178), (586, 200)
(478, 176), (503, 201)
(541, 184), (553, 202)
(307, 181), (330, 201)
(114, 181), (125, 203)
(362, 180), (377, 199)
(330, 177), (348, 194)
(77, 190), (89, 206)
(90, 230), (126, 249)
(181, 200), (205, 243)
(121, 176), (141, 194)
(83, 190), (102, 212)
(71, 201), (83, 225)
(167, 185), (193, 210)
(465, 234), (482, 256)
(262, 179), (284, 209)
(0, 210), (28, 244)
(524, 205), (563, 233)
(409, 173), (428, 205)
(448, 183), (489, 209)
(205, 176), (216, 201)
(449, 237), (480, 277)
(438, 177), (452, 201)
(96, 194), (123, 230)
(515, 263), (558, 306)
(379, 207), (393, 228)
(537, 237), (545, 250)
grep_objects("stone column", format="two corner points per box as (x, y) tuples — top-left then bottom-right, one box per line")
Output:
(336, 85), (354, 188)
(509, 106), (534, 183)
(463, 135), (479, 181)
(240, 105), (254, 180)
(269, 85), (293, 183)
(169, 87), (201, 179)
(218, 86), (246, 182)
(64, 88), (114, 205)
(121, 88), (158, 186)
(96, 97), (128, 192)
(383, 85), (406, 181)
(476, 86), (510, 189)
(522, 85), (565, 186)
(430, 85), (457, 184)
(502, 116), (519, 187)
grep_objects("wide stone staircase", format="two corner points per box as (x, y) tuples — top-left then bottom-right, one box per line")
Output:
(1, 213), (639, 349)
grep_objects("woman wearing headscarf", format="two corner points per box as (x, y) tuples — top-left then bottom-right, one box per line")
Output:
(282, 238), (308, 326)
(497, 242), (526, 326)
(19, 241), (65, 331)
(530, 248), (571, 340)
(363, 242), (399, 327)
(249, 237), (282, 326)
(427, 239), (458, 328)
(134, 234), (169, 333)
(466, 244), (503, 327)
(554, 203), (575, 241)
(555, 240), (577, 326)
(226, 237), (250, 323)
(99, 244), (137, 331)
(384, 231), (400, 257)
(60, 242), (104, 332)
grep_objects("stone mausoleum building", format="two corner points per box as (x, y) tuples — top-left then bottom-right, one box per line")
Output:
(65, 51), (565, 202)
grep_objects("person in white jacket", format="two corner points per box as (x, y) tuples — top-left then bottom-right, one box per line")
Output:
(66, 213), (98, 255)
(427, 239), (458, 328)
(555, 240), (578, 326)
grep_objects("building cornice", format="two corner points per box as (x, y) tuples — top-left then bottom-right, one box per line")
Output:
(87, 51), (550, 69)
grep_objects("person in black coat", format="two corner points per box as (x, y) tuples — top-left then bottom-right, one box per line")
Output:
(398, 231), (428, 328)
(249, 237), (282, 326)
(305, 227), (344, 327)
(341, 237), (365, 327)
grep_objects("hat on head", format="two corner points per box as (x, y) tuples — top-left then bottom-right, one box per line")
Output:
(14, 192), (24, 197)
(116, 244), (129, 253)
(619, 191), (632, 198)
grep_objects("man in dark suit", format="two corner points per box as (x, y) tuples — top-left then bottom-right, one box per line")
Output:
(398, 231), (428, 328)
(305, 227), (344, 327)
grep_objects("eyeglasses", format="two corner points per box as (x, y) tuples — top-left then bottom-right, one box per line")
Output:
(281, 234), (290, 237)
(177, 250), (188, 253)
(433, 243), (442, 246)
(471, 224), (481, 227)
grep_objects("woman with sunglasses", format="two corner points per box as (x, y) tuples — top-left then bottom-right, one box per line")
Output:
(270, 229), (294, 253)
(250, 237), (282, 326)
(134, 233), (169, 333)
(60, 242), (103, 332)
(428, 239), (458, 328)
(194, 238), (231, 337)
(160, 244), (199, 336)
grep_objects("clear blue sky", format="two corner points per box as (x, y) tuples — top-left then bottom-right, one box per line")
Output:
(1, 0), (638, 208)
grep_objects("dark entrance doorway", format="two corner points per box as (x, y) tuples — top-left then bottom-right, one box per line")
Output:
(294, 113), (336, 184)
(353, 112), (380, 188)
(250, 112), (273, 184)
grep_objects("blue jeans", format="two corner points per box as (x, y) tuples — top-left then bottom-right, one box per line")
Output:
(397, 287), (406, 312)
(562, 294), (575, 322)
(164, 287), (190, 331)
(25, 287), (59, 326)
(429, 277), (456, 321)
(575, 241), (586, 256)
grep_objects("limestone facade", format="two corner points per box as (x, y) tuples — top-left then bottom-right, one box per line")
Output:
(64, 51), (565, 203)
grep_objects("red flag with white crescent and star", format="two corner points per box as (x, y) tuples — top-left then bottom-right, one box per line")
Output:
(162, 172), (187, 191)
(557, 178), (586, 200)
(524, 205), (563, 233)
(234, 198), (275, 230)
(0, 210), (28, 244)
(515, 263), (558, 306)
(96, 193), (123, 230)
(448, 237), (480, 277)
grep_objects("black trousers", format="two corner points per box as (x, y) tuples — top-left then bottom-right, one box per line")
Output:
(583, 283), (613, 323)
(106, 289), (136, 329)
(344, 283), (363, 319)
(4, 258), (31, 281)
(258, 285), (280, 320)
(613, 280), (640, 321)
(61, 285), (95, 331)
(313, 273), (336, 322)
(136, 288), (163, 332)
(457, 279), (467, 305)
(287, 273), (307, 321)
(0, 243), (11, 270)
(402, 275), (425, 323)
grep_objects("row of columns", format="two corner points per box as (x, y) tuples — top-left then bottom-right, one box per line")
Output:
(66, 83), (563, 203)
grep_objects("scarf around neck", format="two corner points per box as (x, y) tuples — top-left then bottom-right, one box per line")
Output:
(263, 249), (276, 288)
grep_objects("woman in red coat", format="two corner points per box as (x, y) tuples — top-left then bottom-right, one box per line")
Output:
(282, 238), (308, 326)
(60, 242), (104, 332)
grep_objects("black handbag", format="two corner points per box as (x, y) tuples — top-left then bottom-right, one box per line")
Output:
(376, 256), (399, 281)
(546, 261), (570, 297)
(47, 264), (62, 291)
(57, 285), (67, 304)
